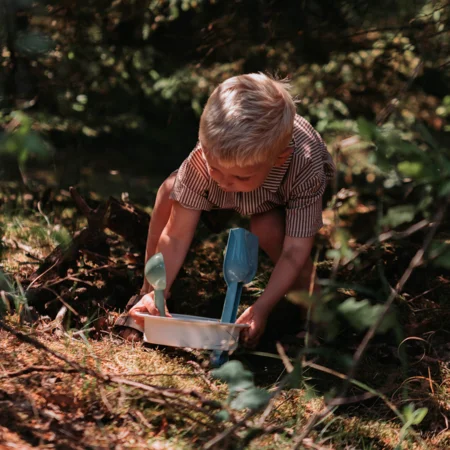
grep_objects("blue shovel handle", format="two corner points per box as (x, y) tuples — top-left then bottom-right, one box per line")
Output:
(154, 289), (166, 317)
(212, 281), (243, 367)
(221, 281), (243, 324)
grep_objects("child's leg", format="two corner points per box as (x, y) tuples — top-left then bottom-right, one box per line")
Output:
(250, 207), (315, 292)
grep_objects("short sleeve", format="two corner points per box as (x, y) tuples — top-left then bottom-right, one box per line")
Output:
(170, 146), (214, 211)
(285, 172), (327, 238)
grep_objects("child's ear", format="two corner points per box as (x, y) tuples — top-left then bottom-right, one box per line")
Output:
(274, 146), (293, 167)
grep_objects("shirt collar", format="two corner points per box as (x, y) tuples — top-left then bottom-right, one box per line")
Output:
(261, 144), (294, 192)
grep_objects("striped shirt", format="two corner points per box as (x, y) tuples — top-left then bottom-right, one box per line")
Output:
(170, 115), (335, 237)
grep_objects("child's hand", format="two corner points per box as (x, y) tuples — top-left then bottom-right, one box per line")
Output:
(129, 292), (172, 327)
(236, 305), (268, 348)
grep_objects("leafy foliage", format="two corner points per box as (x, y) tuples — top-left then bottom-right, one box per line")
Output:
(1, 0), (448, 171)
(430, 241), (450, 269)
(0, 112), (53, 175)
(337, 297), (397, 333)
(0, 271), (28, 319)
(396, 403), (429, 449)
(15, 31), (56, 57)
(211, 360), (271, 411)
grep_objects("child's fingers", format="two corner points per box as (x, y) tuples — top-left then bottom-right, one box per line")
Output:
(236, 307), (253, 325)
(242, 332), (258, 348)
(240, 325), (255, 347)
(164, 304), (172, 317)
(240, 327), (249, 341)
(129, 303), (154, 324)
(129, 296), (157, 324)
(242, 322), (264, 348)
(245, 334), (261, 348)
(141, 295), (159, 315)
(129, 307), (145, 326)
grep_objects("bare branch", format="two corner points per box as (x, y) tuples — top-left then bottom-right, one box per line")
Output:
(0, 364), (78, 378)
(69, 186), (94, 218)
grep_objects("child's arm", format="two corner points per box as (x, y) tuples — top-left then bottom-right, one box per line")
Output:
(156, 202), (201, 293)
(130, 202), (201, 324)
(237, 235), (314, 346)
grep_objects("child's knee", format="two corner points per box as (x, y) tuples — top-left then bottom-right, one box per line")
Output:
(250, 208), (284, 249)
(251, 208), (284, 236)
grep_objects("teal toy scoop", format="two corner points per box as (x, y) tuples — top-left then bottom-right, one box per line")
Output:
(221, 228), (259, 324)
(211, 228), (259, 366)
(144, 253), (167, 317)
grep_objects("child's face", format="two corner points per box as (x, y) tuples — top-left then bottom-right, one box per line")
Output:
(203, 151), (274, 193)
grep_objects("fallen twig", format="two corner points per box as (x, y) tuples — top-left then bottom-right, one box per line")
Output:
(0, 364), (78, 378)
(42, 264), (128, 289)
(341, 219), (430, 268)
(187, 360), (219, 392)
(256, 343), (293, 426)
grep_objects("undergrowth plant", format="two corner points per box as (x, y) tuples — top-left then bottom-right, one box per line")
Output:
(0, 270), (30, 321)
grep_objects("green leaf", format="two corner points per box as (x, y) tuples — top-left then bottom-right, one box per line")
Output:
(439, 181), (450, 198)
(397, 161), (424, 178)
(287, 360), (303, 389)
(402, 403), (414, 422)
(51, 228), (72, 251)
(214, 410), (230, 422)
(411, 407), (428, 425)
(15, 31), (56, 57)
(0, 271), (14, 292)
(211, 360), (254, 393)
(434, 253), (450, 270)
(304, 382), (320, 400)
(357, 117), (377, 142)
(402, 403), (428, 426)
(230, 387), (270, 410)
(381, 205), (416, 228)
(286, 290), (319, 308)
(416, 123), (439, 150)
(337, 298), (396, 333)
(430, 242), (450, 269)
(14, 0), (37, 9)
(0, 271), (14, 317)
(22, 132), (52, 158)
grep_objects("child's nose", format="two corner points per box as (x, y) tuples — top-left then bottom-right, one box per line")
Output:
(216, 173), (230, 185)
(221, 176), (234, 187)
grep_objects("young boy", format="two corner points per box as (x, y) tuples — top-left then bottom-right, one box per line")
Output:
(119, 73), (335, 348)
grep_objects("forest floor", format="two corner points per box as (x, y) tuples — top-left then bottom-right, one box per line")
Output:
(1, 174), (450, 450)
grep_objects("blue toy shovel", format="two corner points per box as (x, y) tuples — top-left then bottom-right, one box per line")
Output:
(144, 253), (166, 317)
(211, 228), (259, 366)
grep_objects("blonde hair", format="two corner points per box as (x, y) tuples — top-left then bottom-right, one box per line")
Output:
(199, 73), (296, 168)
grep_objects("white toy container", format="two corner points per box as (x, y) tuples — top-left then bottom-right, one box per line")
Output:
(136, 312), (249, 351)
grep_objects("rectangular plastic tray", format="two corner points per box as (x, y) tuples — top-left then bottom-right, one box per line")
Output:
(135, 312), (249, 351)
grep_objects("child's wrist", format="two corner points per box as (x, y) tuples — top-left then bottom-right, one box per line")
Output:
(254, 292), (286, 316)
(252, 300), (271, 319)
